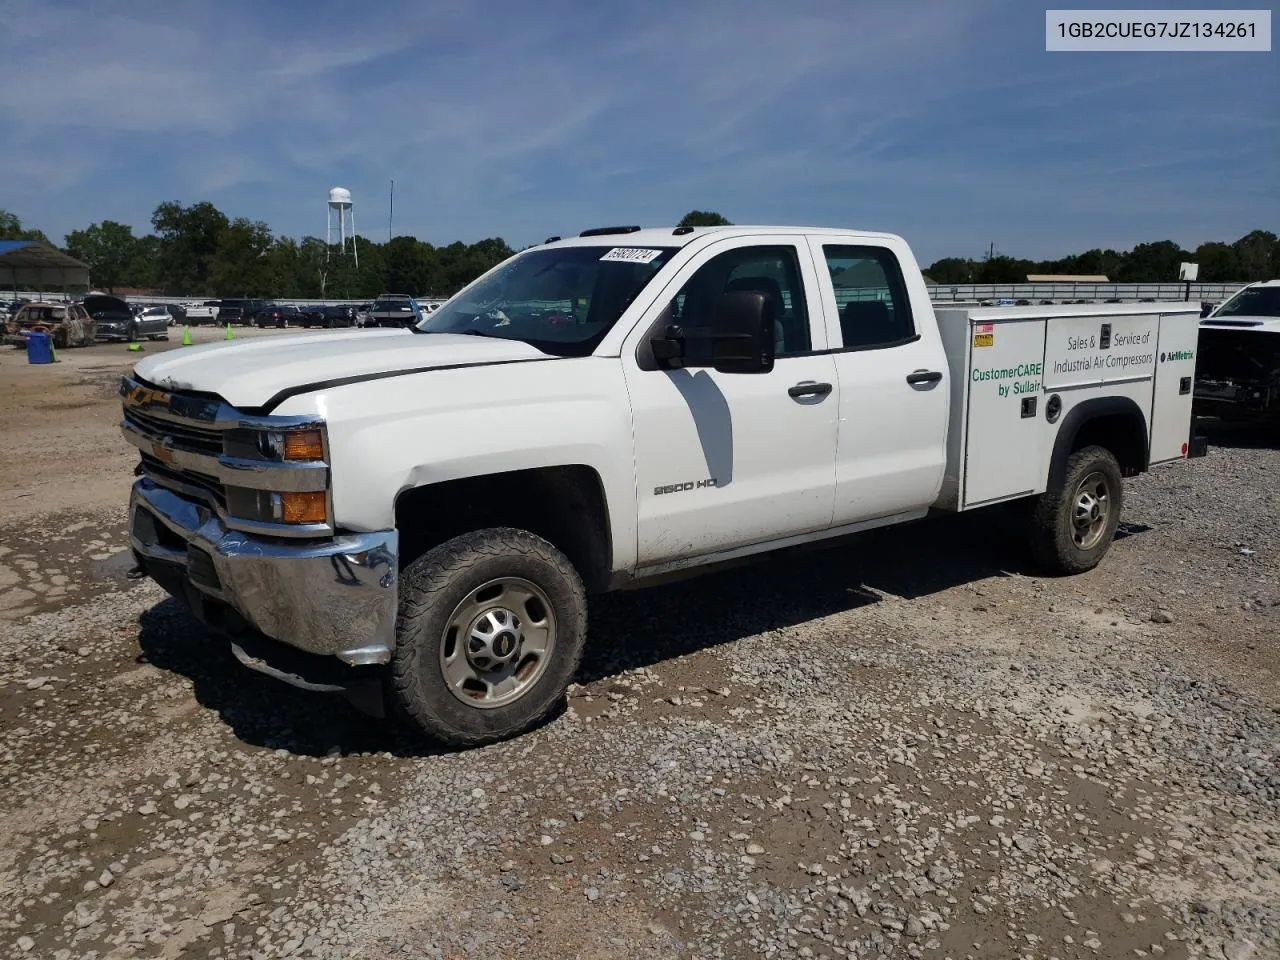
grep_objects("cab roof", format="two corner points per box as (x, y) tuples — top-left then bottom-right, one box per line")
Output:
(540, 225), (903, 249)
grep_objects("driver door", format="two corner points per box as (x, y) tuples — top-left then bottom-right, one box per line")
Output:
(622, 237), (839, 569)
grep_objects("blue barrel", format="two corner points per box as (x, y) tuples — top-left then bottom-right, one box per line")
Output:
(26, 331), (54, 364)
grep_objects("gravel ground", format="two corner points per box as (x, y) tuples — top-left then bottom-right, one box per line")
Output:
(0, 366), (1277, 959)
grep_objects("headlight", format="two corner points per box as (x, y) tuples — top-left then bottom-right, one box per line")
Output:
(219, 423), (331, 531)
(250, 427), (325, 461)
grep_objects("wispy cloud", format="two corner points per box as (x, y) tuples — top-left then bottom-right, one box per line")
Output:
(0, 0), (1274, 261)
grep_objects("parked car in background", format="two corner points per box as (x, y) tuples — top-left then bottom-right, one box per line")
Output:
(186, 301), (220, 325)
(4, 301), (95, 348)
(1194, 279), (1280, 430)
(216, 299), (268, 326)
(91, 294), (168, 341)
(355, 302), (373, 326)
(138, 304), (186, 328)
(3, 297), (31, 320)
(299, 304), (357, 328)
(255, 305), (300, 328)
(367, 294), (422, 328)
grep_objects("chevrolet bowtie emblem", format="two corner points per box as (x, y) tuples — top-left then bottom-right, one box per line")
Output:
(151, 438), (176, 464)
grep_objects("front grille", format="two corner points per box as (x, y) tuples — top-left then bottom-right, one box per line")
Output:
(125, 408), (223, 456)
(141, 453), (226, 508)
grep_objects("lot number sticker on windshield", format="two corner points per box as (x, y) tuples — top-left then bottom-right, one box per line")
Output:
(600, 248), (663, 263)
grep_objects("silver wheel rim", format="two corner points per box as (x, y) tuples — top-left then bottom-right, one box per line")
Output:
(1071, 470), (1111, 550)
(439, 577), (556, 710)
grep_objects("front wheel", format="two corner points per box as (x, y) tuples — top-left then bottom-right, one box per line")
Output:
(1029, 445), (1123, 574)
(389, 527), (587, 748)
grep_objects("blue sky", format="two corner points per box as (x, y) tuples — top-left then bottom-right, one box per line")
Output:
(1, 0), (1275, 264)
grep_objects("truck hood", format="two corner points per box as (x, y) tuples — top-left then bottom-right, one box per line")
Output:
(131, 328), (553, 409)
(1201, 315), (1280, 333)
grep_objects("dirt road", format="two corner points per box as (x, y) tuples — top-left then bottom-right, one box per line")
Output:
(0, 332), (1276, 959)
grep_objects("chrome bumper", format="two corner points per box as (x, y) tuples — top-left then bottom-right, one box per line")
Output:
(129, 478), (398, 666)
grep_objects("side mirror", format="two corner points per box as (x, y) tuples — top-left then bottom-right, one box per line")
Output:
(1199, 302), (1213, 318)
(710, 290), (775, 374)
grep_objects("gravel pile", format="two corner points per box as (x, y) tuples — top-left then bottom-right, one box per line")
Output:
(1, 436), (1276, 959)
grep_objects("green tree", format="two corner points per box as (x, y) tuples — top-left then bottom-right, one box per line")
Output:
(208, 218), (274, 296)
(1193, 242), (1240, 282)
(924, 257), (973, 285)
(1056, 248), (1124, 279)
(64, 220), (137, 292)
(677, 210), (732, 228)
(296, 237), (329, 298)
(125, 235), (161, 290)
(385, 235), (433, 295)
(151, 201), (230, 293)
(261, 236), (304, 298)
(973, 255), (1033, 284)
(0, 208), (50, 243)
(1231, 229), (1277, 280)
(1116, 241), (1187, 282)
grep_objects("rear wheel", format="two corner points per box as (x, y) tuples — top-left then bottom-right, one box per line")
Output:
(1029, 445), (1123, 574)
(389, 527), (587, 748)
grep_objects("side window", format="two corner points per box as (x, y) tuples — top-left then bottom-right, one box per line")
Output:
(823, 245), (917, 350)
(670, 245), (811, 362)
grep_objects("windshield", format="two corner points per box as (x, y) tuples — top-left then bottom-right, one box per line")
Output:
(1215, 286), (1280, 319)
(373, 299), (414, 310)
(416, 245), (677, 355)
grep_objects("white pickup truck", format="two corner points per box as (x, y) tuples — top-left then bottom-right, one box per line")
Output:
(120, 225), (1206, 746)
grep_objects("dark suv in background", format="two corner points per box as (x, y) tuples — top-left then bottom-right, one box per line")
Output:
(299, 304), (357, 328)
(367, 294), (422, 328)
(216, 299), (268, 326)
(255, 305), (301, 328)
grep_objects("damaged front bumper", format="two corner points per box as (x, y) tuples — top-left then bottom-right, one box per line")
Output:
(129, 478), (399, 691)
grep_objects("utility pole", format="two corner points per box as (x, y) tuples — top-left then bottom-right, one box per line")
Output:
(389, 179), (394, 244)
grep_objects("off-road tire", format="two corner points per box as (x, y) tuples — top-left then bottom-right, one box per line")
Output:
(389, 527), (587, 748)
(1029, 445), (1123, 575)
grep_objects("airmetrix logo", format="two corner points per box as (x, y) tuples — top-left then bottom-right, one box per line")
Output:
(1161, 350), (1194, 362)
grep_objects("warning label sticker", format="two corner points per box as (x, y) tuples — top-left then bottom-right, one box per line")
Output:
(973, 322), (994, 348)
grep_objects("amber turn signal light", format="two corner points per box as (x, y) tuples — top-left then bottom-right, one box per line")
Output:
(284, 429), (325, 461)
(277, 491), (327, 524)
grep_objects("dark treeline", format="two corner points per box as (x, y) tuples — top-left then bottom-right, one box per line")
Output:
(924, 231), (1279, 285)
(2, 206), (1276, 296)
(2, 203), (514, 299)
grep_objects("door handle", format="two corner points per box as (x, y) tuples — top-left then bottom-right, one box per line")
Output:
(788, 381), (832, 399)
(905, 369), (943, 385)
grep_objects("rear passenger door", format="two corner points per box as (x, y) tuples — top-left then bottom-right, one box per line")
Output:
(805, 237), (950, 526)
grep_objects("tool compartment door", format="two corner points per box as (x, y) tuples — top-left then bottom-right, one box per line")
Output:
(963, 319), (1047, 507)
(1149, 311), (1200, 463)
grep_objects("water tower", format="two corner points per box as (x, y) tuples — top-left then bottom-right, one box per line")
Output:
(327, 187), (358, 267)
